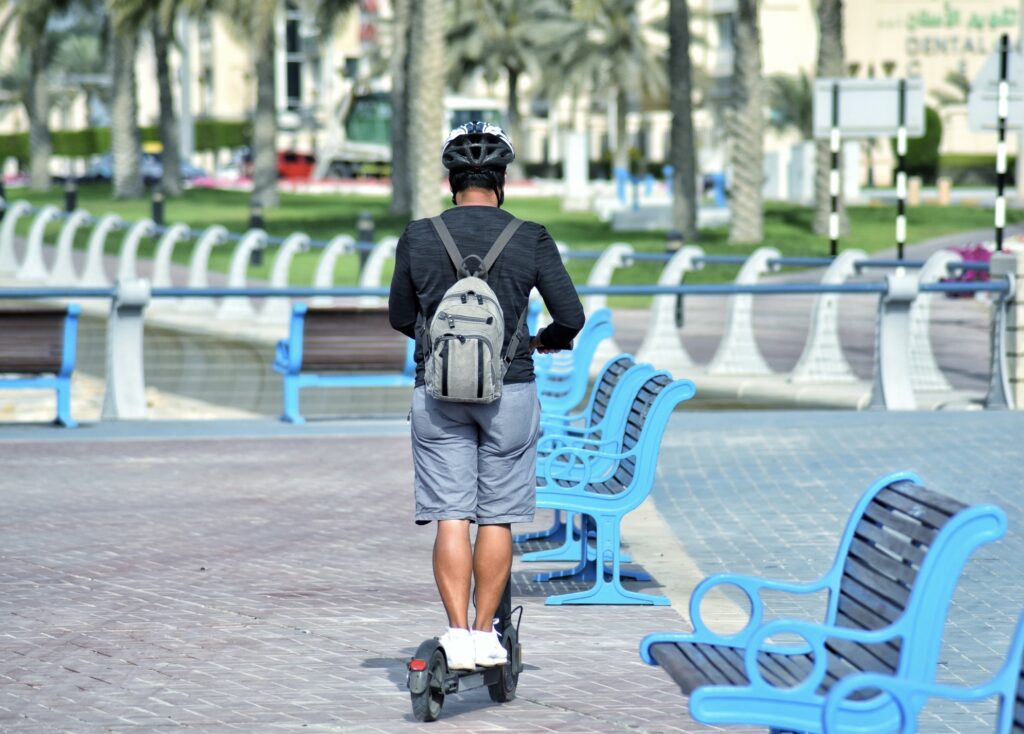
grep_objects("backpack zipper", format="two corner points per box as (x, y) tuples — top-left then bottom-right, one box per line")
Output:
(437, 311), (495, 329)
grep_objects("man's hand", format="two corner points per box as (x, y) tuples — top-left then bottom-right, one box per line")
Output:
(529, 335), (561, 354)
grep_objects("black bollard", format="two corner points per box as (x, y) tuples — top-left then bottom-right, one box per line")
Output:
(0, 178), (5, 222)
(357, 211), (374, 274)
(665, 230), (685, 329)
(64, 177), (78, 213)
(249, 202), (265, 266)
(150, 184), (165, 226)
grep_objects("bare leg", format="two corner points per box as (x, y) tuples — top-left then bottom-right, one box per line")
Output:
(472, 523), (512, 631)
(433, 519), (472, 629)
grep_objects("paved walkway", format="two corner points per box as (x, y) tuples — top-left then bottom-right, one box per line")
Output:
(2, 411), (1023, 732)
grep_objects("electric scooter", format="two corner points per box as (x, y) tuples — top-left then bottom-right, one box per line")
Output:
(406, 580), (523, 721)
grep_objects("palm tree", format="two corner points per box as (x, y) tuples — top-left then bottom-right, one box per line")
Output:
(767, 71), (813, 139)
(931, 70), (970, 107)
(53, 34), (109, 127)
(1, 1), (77, 191)
(408, 0), (445, 219)
(813, 0), (846, 237)
(151, 10), (182, 196)
(728, 0), (764, 244)
(446, 0), (574, 179)
(389, 0), (412, 215)
(668, 0), (698, 240)
(108, 0), (145, 198)
(544, 0), (667, 174)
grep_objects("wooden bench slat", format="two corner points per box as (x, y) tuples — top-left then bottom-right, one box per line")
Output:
(888, 480), (967, 516)
(862, 503), (941, 548)
(761, 650), (814, 688)
(0, 311), (67, 373)
(854, 521), (927, 566)
(836, 588), (900, 631)
(697, 644), (750, 686)
(838, 575), (908, 626)
(874, 488), (955, 532)
(847, 537), (920, 587)
(826, 634), (900, 674)
(840, 557), (911, 610)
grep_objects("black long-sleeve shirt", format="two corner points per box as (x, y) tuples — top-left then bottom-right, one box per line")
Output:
(388, 205), (585, 385)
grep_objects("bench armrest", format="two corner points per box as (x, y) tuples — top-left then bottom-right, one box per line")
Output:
(58, 305), (81, 378)
(537, 432), (619, 455)
(739, 619), (904, 694)
(687, 571), (835, 646)
(822, 673), (1000, 734)
(274, 304), (307, 374)
(537, 445), (636, 492)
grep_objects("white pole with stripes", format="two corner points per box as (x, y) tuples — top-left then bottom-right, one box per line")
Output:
(829, 82), (840, 257)
(895, 79), (908, 260)
(996, 33), (1010, 252)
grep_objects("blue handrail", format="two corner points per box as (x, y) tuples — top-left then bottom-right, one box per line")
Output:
(0, 280), (1010, 300)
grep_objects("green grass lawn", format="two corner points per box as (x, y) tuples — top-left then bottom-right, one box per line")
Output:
(9, 183), (1019, 307)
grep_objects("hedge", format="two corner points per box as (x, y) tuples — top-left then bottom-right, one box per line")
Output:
(940, 153), (1018, 186)
(0, 119), (252, 162)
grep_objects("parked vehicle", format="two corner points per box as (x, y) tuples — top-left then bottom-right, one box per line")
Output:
(82, 153), (208, 186)
(313, 91), (505, 179)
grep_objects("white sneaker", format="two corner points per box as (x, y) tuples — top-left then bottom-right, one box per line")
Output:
(438, 628), (475, 671)
(473, 627), (508, 668)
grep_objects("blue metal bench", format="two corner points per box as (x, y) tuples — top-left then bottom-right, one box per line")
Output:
(639, 472), (1008, 733)
(535, 308), (613, 416)
(822, 610), (1024, 734)
(520, 356), (659, 566)
(534, 371), (697, 605)
(517, 353), (643, 547)
(0, 305), (80, 427)
(273, 303), (415, 423)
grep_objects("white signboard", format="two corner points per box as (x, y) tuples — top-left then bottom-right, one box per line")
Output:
(968, 44), (1024, 132)
(813, 78), (925, 140)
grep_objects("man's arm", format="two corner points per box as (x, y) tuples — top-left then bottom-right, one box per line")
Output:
(388, 231), (417, 339)
(534, 226), (585, 349)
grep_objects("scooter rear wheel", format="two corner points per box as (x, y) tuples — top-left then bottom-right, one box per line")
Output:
(411, 648), (446, 721)
(487, 627), (519, 702)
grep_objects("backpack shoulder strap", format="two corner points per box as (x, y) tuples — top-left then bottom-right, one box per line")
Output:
(430, 216), (468, 276)
(480, 218), (523, 277)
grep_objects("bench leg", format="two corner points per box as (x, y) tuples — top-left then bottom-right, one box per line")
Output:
(533, 515), (650, 583)
(520, 512), (585, 561)
(522, 512), (635, 565)
(544, 512), (668, 606)
(513, 510), (572, 543)
(54, 379), (77, 428)
(281, 378), (305, 424)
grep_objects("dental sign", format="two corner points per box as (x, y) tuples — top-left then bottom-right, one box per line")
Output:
(877, 3), (1018, 58)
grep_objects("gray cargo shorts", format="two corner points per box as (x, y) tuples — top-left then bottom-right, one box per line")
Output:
(410, 381), (540, 525)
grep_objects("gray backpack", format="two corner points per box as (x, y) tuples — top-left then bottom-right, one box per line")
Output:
(423, 216), (526, 404)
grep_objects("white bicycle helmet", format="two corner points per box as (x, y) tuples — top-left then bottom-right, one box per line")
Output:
(441, 121), (515, 171)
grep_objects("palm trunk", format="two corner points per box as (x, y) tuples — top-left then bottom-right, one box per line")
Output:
(613, 87), (630, 172)
(728, 0), (764, 244)
(26, 40), (52, 192)
(814, 0), (846, 236)
(252, 21), (279, 209)
(408, 0), (445, 219)
(506, 65), (524, 179)
(389, 0), (412, 215)
(669, 0), (698, 240)
(152, 17), (182, 197)
(111, 24), (144, 199)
